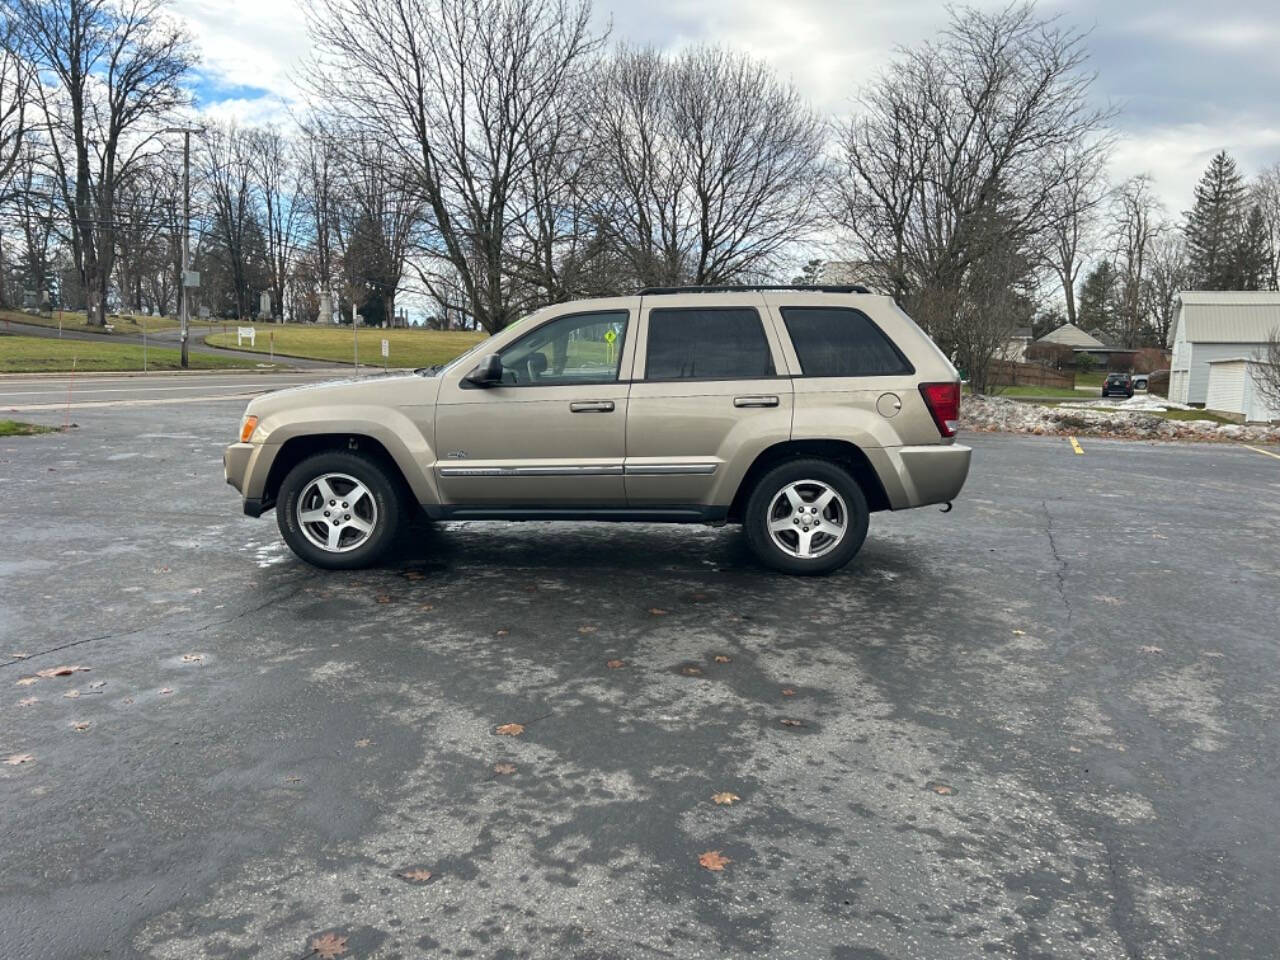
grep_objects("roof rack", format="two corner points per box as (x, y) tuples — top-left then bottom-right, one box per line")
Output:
(637, 283), (872, 296)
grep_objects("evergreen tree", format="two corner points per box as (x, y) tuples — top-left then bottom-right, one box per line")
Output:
(1184, 151), (1247, 289)
(1077, 261), (1120, 340)
(1233, 204), (1271, 290)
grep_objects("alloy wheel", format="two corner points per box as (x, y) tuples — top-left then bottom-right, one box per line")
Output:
(766, 479), (848, 559)
(296, 472), (378, 553)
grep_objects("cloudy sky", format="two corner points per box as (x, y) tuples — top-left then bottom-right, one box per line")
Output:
(174, 0), (1280, 215)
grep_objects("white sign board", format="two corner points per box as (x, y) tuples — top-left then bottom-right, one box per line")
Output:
(381, 339), (389, 359)
(237, 326), (256, 347)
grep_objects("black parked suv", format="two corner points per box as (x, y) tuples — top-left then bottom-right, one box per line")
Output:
(1101, 373), (1134, 399)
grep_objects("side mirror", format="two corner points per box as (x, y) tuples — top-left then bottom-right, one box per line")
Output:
(465, 353), (503, 387)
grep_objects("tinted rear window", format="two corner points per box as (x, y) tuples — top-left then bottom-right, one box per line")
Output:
(645, 308), (775, 380)
(780, 307), (912, 377)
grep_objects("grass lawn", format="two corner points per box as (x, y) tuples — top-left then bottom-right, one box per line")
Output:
(0, 335), (272, 373)
(1, 308), (221, 338)
(0, 419), (57, 436)
(204, 324), (486, 368)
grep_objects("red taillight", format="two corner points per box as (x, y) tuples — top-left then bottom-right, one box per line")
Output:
(919, 381), (960, 438)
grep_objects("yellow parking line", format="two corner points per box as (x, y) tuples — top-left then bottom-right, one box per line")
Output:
(1069, 436), (1084, 455)
(1242, 444), (1280, 461)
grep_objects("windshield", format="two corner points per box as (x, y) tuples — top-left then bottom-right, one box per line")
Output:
(420, 307), (553, 376)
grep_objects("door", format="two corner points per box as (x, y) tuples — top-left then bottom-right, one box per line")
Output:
(625, 294), (793, 507)
(434, 304), (636, 507)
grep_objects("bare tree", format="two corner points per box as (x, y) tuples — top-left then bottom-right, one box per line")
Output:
(1249, 330), (1280, 417)
(305, 0), (602, 333)
(1110, 174), (1163, 347)
(295, 116), (340, 319)
(1144, 231), (1189, 349)
(1252, 163), (1280, 291)
(592, 45), (824, 288)
(246, 125), (301, 320)
(831, 3), (1112, 392)
(199, 122), (259, 319)
(1038, 144), (1110, 326)
(332, 136), (422, 326)
(17, 0), (193, 325)
(0, 9), (32, 200)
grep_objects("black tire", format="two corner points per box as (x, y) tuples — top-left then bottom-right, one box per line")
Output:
(743, 458), (870, 575)
(276, 450), (404, 570)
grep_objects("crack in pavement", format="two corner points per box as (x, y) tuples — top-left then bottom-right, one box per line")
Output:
(1041, 499), (1074, 624)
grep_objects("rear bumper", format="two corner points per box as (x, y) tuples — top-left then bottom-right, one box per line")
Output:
(878, 443), (972, 509)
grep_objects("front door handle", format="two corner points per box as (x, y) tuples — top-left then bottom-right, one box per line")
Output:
(733, 395), (779, 408)
(569, 400), (615, 413)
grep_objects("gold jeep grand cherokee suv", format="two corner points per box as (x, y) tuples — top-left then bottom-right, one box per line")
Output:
(224, 286), (970, 575)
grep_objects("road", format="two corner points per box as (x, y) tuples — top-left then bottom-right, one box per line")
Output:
(2, 317), (346, 369)
(0, 370), (356, 412)
(2, 395), (1279, 959)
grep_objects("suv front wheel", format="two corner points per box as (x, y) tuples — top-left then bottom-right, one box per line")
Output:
(277, 450), (403, 569)
(743, 459), (870, 575)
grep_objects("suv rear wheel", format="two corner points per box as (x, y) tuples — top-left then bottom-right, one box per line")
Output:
(743, 458), (869, 575)
(277, 450), (403, 569)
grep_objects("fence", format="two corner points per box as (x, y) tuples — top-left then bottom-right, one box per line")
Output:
(988, 360), (1075, 390)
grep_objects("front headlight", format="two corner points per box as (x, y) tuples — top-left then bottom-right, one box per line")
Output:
(239, 415), (260, 443)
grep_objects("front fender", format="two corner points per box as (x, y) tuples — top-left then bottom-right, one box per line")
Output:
(248, 405), (439, 506)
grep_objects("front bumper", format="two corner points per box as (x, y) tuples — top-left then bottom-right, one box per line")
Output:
(885, 443), (972, 508)
(224, 442), (275, 516)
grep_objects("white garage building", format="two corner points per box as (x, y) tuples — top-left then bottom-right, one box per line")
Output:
(1205, 358), (1280, 423)
(1169, 291), (1280, 405)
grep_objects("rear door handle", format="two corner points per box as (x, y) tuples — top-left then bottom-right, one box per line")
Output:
(569, 400), (615, 413)
(733, 395), (779, 408)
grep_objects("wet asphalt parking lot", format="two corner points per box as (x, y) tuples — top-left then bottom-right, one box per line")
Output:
(2, 374), (1279, 960)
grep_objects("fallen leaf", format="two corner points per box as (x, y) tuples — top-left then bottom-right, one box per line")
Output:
(309, 932), (348, 959)
(780, 718), (807, 728)
(4, 753), (34, 765)
(1011, 629), (1026, 636)
(926, 781), (955, 796)
(16, 677), (38, 687)
(18, 697), (38, 707)
(780, 688), (796, 697)
(354, 739), (371, 748)
(396, 868), (433, 883)
(648, 607), (668, 616)
(1138, 645), (1163, 655)
(402, 570), (425, 581)
(181, 653), (203, 663)
(285, 775), (303, 783)
(1068, 746), (1082, 753)
(606, 659), (626, 669)
(71, 721), (90, 732)
(712, 792), (740, 806)
(88, 680), (106, 689)
(375, 594), (392, 604)
(495, 629), (509, 638)
(680, 664), (703, 676)
(63, 689), (80, 699)
(493, 762), (517, 775)
(713, 655), (731, 664)
(9, 652), (28, 660)
(577, 625), (598, 635)
(158, 687), (173, 695)
(418, 603), (435, 612)
(495, 723), (524, 736)
(698, 850), (731, 872)
(122, 697), (134, 705)
(154, 565), (170, 574)
(36, 665), (90, 678)
(690, 593), (708, 602)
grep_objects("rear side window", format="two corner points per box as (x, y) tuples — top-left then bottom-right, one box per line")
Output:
(645, 308), (775, 380)
(780, 307), (912, 377)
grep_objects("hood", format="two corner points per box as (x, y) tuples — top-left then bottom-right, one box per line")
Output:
(245, 372), (439, 419)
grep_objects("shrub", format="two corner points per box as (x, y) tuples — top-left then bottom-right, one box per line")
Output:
(1076, 353), (1097, 374)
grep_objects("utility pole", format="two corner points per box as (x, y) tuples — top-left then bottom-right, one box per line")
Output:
(163, 126), (203, 368)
